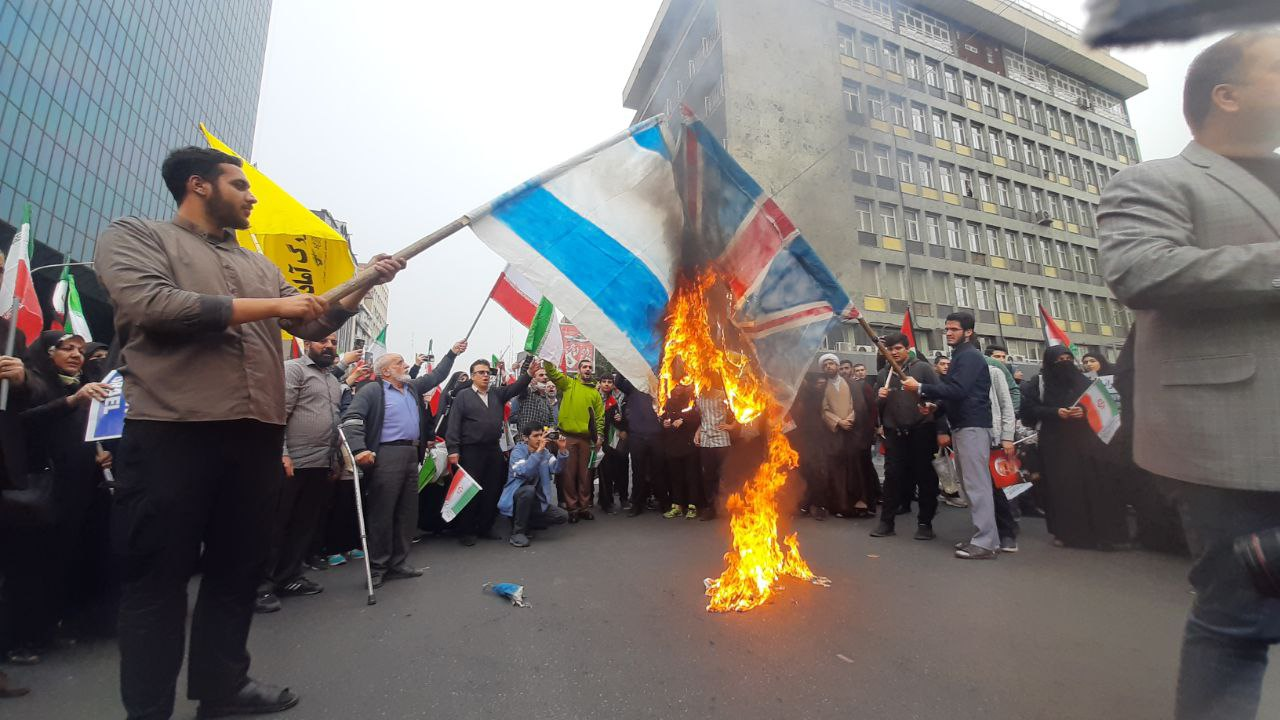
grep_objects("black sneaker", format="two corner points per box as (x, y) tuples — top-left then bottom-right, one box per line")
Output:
(955, 543), (998, 560)
(196, 679), (299, 719)
(510, 533), (531, 548)
(370, 570), (385, 589)
(253, 592), (282, 614)
(870, 522), (896, 537)
(386, 565), (423, 579)
(277, 577), (323, 597)
(913, 524), (936, 541)
(303, 555), (328, 572)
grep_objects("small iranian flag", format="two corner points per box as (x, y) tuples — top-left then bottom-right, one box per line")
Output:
(489, 265), (541, 327)
(418, 445), (449, 493)
(50, 265), (92, 341)
(1076, 376), (1122, 444)
(0, 205), (42, 347)
(523, 298), (564, 366)
(1038, 302), (1079, 356)
(441, 465), (481, 522)
(368, 325), (388, 361)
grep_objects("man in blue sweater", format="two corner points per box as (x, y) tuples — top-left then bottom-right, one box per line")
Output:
(499, 423), (570, 547)
(902, 312), (997, 559)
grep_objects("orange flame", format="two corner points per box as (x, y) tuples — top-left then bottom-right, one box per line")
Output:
(658, 270), (818, 612)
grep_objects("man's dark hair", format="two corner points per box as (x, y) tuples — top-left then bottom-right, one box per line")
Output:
(1183, 31), (1280, 131)
(984, 344), (1007, 356)
(852, 362), (866, 370)
(521, 421), (545, 438)
(469, 358), (492, 374)
(840, 360), (853, 367)
(945, 311), (976, 331)
(882, 332), (909, 349)
(161, 146), (241, 205)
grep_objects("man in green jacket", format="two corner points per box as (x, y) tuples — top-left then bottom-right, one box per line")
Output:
(544, 358), (605, 521)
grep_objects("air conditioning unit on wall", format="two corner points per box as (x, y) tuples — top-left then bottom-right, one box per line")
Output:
(835, 342), (854, 352)
(1034, 210), (1053, 225)
(854, 345), (874, 353)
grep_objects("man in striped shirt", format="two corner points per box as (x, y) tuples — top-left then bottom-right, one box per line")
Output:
(694, 385), (736, 521)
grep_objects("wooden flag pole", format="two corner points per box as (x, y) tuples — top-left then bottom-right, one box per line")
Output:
(319, 216), (471, 305)
(847, 311), (909, 382)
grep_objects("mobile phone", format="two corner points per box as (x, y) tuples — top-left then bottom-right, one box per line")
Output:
(353, 339), (365, 350)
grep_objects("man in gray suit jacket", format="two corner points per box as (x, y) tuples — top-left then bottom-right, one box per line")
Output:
(1099, 31), (1280, 720)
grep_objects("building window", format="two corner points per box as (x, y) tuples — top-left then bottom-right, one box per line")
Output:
(954, 277), (971, 307)
(1013, 285), (1027, 315)
(1063, 198), (1076, 224)
(995, 282), (1010, 312)
(1049, 290), (1063, 318)
(897, 151), (913, 182)
(904, 209), (920, 242)
(1023, 140), (1036, 166)
(980, 81), (995, 107)
(855, 198), (874, 231)
(960, 169), (975, 198)
(943, 68), (959, 95)
(849, 138), (868, 172)
(910, 104), (927, 133)
(861, 33), (880, 65)
(1039, 238), (1053, 265)
(889, 95), (907, 126)
(1071, 246), (1084, 272)
(978, 174), (993, 202)
(966, 222), (981, 252)
(874, 144), (892, 176)
(997, 180), (1011, 207)
(951, 117), (966, 144)
(904, 51), (921, 80)
(1005, 134), (1018, 159)
(838, 26), (856, 57)
(962, 75), (977, 101)
(1022, 234), (1036, 263)
(868, 88), (885, 120)
(932, 111), (947, 138)
(897, 5), (953, 53)
(1081, 297), (1095, 323)
(880, 204), (899, 237)
(917, 158), (934, 187)
(1013, 184), (1027, 210)
(939, 164), (954, 193)
(975, 280), (990, 310)
(1055, 241), (1070, 268)
(861, 261), (881, 296)
(970, 123), (985, 151)
(985, 226), (1000, 256)
(924, 61), (940, 88)
(1065, 295), (1078, 321)
(988, 129), (1002, 156)
(843, 81), (862, 112)
(926, 214), (941, 244)
(1086, 248), (1099, 275)
(882, 42), (901, 73)
(1004, 230), (1019, 259)
(1048, 194), (1060, 220)
(998, 88), (1012, 113)
(946, 218), (961, 248)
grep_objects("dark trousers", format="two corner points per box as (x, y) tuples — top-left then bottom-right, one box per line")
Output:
(113, 419), (283, 720)
(661, 452), (700, 508)
(511, 485), (570, 536)
(598, 450), (629, 509)
(322, 477), (359, 555)
(627, 436), (658, 510)
(993, 481), (1018, 540)
(699, 446), (730, 513)
(879, 426), (939, 526)
(456, 443), (506, 537)
(262, 467), (332, 589)
(1173, 483), (1280, 720)
(364, 445), (418, 570)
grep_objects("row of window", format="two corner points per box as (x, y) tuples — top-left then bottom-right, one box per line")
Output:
(858, 259), (1129, 328)
(850, 141), (1101, 231)
(845, 81), (1126, 195)
(837, 24), (1139, 161)
(853, 196), (1099, 273)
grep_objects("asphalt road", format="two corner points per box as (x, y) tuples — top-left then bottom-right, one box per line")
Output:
(11, 497), (1280, 720)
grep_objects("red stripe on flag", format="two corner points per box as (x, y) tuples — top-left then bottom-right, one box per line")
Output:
(719, 199), (795, 300)
(900, 308), (916, 350)
(11, 263), (42, 346)
(737, 305), (831, 335)
(1038, 303), (1072, 347)
(489, 273), (539, 327)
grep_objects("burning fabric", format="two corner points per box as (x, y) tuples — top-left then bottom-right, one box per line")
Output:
(471, 114), (851, 612)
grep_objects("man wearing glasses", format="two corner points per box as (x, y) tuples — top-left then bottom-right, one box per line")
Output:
(446, 357), (533, 545)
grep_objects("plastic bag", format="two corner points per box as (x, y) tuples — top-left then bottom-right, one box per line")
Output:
(483, 582), (530, 608)
(933, 448), (960, 496)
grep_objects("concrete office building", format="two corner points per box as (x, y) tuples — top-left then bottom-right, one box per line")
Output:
(0, 0), (271, 337)
(624, 0), (1147, 365)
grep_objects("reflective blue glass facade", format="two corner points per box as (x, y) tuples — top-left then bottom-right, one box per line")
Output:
(0, 0), (271, 262)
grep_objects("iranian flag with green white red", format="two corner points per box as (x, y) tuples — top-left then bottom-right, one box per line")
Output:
(440, 465), (481, 522)
(523, 297), (564, 368)
(0, 205), (42, 347)
(368, 325), (388, 361)
(1076, 376), (1122, 444)
(51, 265), (92, 341)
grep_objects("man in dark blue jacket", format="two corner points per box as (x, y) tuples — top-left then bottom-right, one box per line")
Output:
(902, 312), (996, 559)
(615, 373), (661, 516)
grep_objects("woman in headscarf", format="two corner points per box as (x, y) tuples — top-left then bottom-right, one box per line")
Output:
(1080, 352), (1115, 379)
(7, 332), (114, 662)
(1019, 346), (1129, 549)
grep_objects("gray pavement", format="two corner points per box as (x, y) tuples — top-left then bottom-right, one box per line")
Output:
(9, 499), (1280, 720)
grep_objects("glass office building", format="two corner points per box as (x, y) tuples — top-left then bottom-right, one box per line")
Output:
(0, 0), (271, 284)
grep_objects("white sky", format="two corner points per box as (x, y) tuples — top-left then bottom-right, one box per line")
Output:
(249, 0), (1222, 362)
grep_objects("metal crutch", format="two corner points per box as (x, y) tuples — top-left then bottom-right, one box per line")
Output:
(338, 427), (376, 606)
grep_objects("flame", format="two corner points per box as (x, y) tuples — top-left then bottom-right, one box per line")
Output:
(658, 270), (817, 613)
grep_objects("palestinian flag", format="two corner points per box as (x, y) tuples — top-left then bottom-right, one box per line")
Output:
(0, 205), (42, 347)
(288, 336), (302, 359)
(899, 308), (917, 359)
(1038, 303), (1078, 356)
(418, 446), (449, 493)
(368, 325), (388, 361)
(523, 298), (564, 367)
(489, 266), (541, 327)
(441, 465), (481, 522)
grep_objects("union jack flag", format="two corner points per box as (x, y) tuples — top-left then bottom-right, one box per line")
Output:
(673, 116), (853, 411)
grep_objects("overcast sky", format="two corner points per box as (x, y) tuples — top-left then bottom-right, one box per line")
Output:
(248, 0), (1222, 362)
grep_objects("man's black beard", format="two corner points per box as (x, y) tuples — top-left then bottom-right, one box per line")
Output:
(209, 186), (249, 230)
(310, 351), (336, 367)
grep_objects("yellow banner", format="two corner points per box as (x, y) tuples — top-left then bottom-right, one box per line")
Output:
(199, 124), (356, 296)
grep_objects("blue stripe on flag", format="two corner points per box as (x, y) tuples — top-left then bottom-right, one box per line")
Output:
(492, 187), (667, 368)
(631, 125), (670, 159)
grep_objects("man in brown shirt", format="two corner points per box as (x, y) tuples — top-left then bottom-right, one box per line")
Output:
(94, 146), (403, 720)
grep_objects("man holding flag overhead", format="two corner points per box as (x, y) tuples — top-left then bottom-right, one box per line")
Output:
(94, 146), (404, 720)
